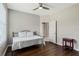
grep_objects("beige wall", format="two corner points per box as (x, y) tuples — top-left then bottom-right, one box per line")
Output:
(40, 4), (79, 51)
(8, 9), (40, 41)
(55, 4), (79, 51)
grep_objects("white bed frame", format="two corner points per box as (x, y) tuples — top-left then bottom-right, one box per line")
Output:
(12, 32), (44, 51)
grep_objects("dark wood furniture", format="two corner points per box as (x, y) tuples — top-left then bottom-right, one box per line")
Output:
(63, 38), (74, 50)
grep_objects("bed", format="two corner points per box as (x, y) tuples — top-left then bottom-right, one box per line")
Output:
(12, 31), (44, 51)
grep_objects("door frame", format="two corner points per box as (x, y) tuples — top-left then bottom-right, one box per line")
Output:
(42, 22), (49, 42)
(55, 20), (57, 44)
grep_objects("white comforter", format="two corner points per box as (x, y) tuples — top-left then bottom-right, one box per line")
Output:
(12, 35), (43, 51)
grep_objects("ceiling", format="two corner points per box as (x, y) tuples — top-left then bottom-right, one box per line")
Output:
(7, 3), (76, 16)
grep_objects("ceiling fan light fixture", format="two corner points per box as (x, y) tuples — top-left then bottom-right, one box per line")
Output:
(39, 7), (42, 9)
(33, 3), (50, 10)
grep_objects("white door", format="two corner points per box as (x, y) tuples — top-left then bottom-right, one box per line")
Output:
(49, 20), (56, 43)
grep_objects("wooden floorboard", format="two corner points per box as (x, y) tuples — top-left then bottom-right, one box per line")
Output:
(5, 42), (79, 56)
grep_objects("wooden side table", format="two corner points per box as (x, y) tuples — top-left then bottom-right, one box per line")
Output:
(63, 38), (74, 50)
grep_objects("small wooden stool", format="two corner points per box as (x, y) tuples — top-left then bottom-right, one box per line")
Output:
(63, 38), (74, 50)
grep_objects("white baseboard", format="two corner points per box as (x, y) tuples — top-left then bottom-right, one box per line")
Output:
(74, 48), (79, 51)
(49, 41), (79, 51)
(2, 45), (8, 56)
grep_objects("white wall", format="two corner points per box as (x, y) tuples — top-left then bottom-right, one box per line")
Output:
(40, 4), (79, 51)
(0, 3), (8, 55)
(8, 9), (40, 43)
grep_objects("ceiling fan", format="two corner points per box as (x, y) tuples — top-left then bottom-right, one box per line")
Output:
(33, 3), (50, 10)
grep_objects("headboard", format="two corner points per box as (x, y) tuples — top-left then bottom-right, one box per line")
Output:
(12, 30), (30, 37)
(12, 30), (38, 37)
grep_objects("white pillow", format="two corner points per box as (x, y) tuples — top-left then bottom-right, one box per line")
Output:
(27, 32), (33, 37)
(18, 32), (27, 37)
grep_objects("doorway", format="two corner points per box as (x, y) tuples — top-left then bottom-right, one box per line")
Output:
(42, 22), (49, 41)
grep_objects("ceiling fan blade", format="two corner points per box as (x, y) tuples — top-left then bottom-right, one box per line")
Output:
(42, 6), (49, 10)
(33, 7), (39, 10)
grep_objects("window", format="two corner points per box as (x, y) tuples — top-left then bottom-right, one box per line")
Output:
(0, 3), (7, 42)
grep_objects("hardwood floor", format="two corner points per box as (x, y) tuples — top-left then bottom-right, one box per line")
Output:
(5, 42), (79, 56)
